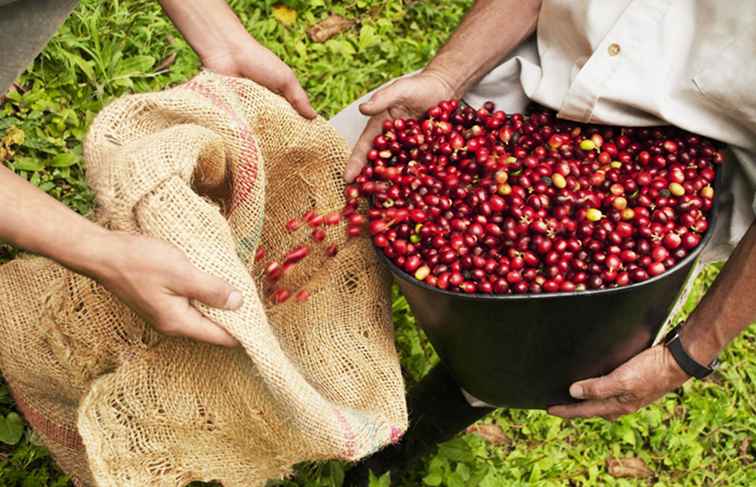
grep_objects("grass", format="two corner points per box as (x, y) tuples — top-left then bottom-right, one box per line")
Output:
(0, 0), (754, 485)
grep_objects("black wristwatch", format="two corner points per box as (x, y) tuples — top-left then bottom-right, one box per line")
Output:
(664, 325), (719, 379)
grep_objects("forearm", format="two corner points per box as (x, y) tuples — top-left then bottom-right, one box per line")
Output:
(0, 165), (111, 277)
(158, 0), (252, 63)
(681, 221), (756, 364)
(425, 0), (541, 97)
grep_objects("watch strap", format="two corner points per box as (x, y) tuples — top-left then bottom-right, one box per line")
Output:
(665, 326), (717, 379)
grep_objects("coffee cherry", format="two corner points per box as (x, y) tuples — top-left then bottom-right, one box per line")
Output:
(580, 139), (596, 151)
(284, 245), (310, 264)
(311, 228), (327, 242)
(668, 182), (685, 197)
(272, 288), (291, 304)
(612, 196), (628, 211)
(585, 208), (603, 222)
(662, 232), (682, 250)
(254, 247), (266, 263)
(647, 262), (666, 277)
(286, 218), (303, 232)
(552, 173), (567, 189)
(308, 214), (325, 227)
(266, 261), (283, 281)
(681, 232), (701, 250)
(414, 265), (431, 281)
(324, 211), (341, 225)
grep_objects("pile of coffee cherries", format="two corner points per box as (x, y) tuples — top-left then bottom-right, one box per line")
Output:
(345, 101), (721, 294)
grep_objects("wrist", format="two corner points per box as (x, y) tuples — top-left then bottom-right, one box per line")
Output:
(679, 318), (723, 366)
(198, 31), (255, 67)
(422, 63), (466, 99)
(161, 0), (253, 70)
(62, 226), (124, 284)
(660, 344), (692, 385)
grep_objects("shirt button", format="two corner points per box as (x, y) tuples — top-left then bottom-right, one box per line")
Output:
(608, 43), (621, 56)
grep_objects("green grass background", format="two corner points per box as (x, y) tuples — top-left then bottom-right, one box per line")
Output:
(0, 0), (753, 485)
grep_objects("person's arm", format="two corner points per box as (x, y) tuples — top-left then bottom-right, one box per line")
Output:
(159, 0), (317, 119)
(679, 221), (756, 363)
(344, 0), (542, 182)
(549, 221), (756, 420)
(0, 165), (242, 347)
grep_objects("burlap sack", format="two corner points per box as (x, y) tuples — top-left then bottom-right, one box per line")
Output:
(0, 71), (407, 486)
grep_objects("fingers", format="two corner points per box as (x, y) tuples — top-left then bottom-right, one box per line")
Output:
(548, 397), (631, 419)
(280, 75), (318, 119)
(344, 112), (390, 182)
(359, 81), (404, 116)
(549, 370), (640, 419)
(160, 265), (242, 347)
(232, 44), (317, 120)
(176, 265), (243, 311)
(158, 302), (240, 348)
(569, 373), (627, 401)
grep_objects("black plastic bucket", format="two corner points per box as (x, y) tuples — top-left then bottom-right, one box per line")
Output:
(377, 194), (718, 409)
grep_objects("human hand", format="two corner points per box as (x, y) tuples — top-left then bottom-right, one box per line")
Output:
(344, 70), (456, 182)
(159, 0), (317, 120)
(91, 232), (243, 347)
(201, 40), (317, 120)
(547, 345), (690, 421)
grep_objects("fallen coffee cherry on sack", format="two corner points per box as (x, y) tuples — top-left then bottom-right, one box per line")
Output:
(260, 197), (367, 304)
(343, 100), (720, 294)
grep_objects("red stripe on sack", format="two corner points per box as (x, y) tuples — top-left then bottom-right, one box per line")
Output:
(7, 383), (84, 450)
(332, 408), (356, 459)
(181, 80), (260, 214)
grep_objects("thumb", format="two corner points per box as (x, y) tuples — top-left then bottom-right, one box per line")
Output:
(569, 373), (626, 400)
(345, 113), (389, 182)
(359, 81), (405, 116)
(180, 267), (244, 311)
(281, 77), (318, 120)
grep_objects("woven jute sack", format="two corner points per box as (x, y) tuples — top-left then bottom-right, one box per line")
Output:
(0, 71), (407, 486)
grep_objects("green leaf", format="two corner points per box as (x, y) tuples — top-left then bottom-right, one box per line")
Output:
(423, 472), (442, 486)
(0, 412), (24, 445)
(446, 472), (466, 487)
(367, 470), (390, 487)
(70, 54), (96, 82)
(359, 25), (380, 50)
(327, 462), (344, 487)
(479, 471), (501, 487)
(438, 438), (474, 463)
(455, 462), (471, 481)
(114, 55), (156, 78)
(528, 460), (542, 483)
(620, 424), (636, 446)
(326, 38), (356, 56)
(50, 152), (79, 168)
(13, 156), (44, 172)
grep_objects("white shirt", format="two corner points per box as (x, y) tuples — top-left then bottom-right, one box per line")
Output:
(464, 0), (756, 261)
